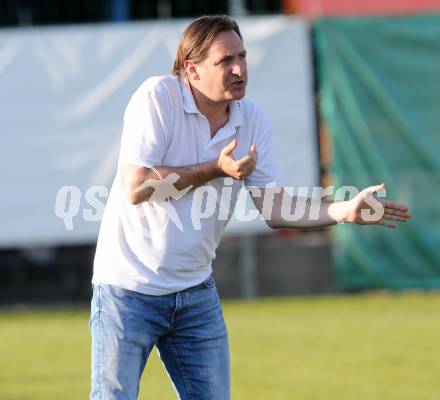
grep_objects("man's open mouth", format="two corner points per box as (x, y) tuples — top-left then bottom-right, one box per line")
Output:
(230, 80), (245, 87)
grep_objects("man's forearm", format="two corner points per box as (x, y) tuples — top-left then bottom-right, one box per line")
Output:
(269, 198), (345, 229)
(253, 188), (348, 229)
(269, 198), (346, 228)
(128, 160), (224, 205)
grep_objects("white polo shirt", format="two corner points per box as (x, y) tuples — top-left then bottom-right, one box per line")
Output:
(92, 75), (282, 295)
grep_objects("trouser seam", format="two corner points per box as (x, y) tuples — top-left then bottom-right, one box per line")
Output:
(97, 285), (102, 400)
(169, 342), (193, 400)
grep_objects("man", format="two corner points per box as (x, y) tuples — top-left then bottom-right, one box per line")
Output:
(90, 15), (410, 400)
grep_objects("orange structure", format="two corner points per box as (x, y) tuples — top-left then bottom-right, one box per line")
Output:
(291, 0), (440, 18)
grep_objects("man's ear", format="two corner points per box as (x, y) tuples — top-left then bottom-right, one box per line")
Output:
(183, 60), (200, 81)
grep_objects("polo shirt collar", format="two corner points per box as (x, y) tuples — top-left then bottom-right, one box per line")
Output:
(180, 78), (243, 128)
(180, 79), (200, 114)
(228, 99), (243, 129)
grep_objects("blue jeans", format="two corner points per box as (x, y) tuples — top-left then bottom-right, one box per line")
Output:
(89, 275), (230, 400)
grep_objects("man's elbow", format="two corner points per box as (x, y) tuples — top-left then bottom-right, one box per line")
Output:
(264, 218), (279, 230)
(129, 192), (142, 206)
(128, 189), (152, 205)
(255, 208), (280, 229)
(122, 166), (154, 205)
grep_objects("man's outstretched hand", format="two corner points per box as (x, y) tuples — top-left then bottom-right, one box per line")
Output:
(343, 183), (411, 228)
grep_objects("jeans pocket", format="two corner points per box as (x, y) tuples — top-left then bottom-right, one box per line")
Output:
(203, 275), (216, 288)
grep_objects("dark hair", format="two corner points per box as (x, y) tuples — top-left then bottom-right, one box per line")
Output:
(172, 15), (242, 78)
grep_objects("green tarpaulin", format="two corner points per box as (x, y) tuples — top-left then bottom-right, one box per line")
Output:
(315, 14), (440, 289)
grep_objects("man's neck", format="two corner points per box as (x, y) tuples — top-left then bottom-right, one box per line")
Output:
(189, 83), (229, 123)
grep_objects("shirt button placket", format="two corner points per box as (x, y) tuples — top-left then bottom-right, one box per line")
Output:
(200, 117), (211, 161)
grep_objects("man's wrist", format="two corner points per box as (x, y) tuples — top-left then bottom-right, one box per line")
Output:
(338, 200), (353, 224)
(209, 159), (226, 178)
(328, 200), (352, 225)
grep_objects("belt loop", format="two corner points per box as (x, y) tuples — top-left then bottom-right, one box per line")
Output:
(204, 275), (215, 288)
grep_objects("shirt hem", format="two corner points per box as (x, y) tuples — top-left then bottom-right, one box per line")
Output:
(91, 269), (213, 296)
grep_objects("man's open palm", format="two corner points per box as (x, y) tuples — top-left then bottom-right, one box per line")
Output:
(345, 183), (411, 228)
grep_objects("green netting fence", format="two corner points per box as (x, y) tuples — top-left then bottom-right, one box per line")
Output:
(315, 14), (440, 289)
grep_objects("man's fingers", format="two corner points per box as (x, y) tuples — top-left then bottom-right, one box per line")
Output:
(383, 207), (410, 219)
(232, 154), (257, 179)
(248, 144), (258, 161)
(223, 138), (238, 156)
(366, 182), (385, 194)
(243, 161), (256, 176)
(236, 155), (255, 169)
(380, 199), (409, 213)
(379, 219), (396, 229)
(237, 147), (258, 170)
(242, 161), (257, 176)
(356, 184), (410, 228)
(383, 213), (409, 222)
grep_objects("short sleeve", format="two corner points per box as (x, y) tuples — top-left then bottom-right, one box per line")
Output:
(118, 81), (170, 168)
(244, 120), (284, 188)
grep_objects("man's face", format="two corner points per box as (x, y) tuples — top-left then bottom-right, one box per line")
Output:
(192, 30), (248, 103)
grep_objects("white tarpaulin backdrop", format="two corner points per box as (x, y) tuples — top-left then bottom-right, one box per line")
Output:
(0, 16), (318, 248)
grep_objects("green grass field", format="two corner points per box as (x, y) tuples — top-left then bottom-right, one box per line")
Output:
(1, 292), (439, 400)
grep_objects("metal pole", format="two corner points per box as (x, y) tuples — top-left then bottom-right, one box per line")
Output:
(112, 0), (129, 22)
(228, 0), (247, 16)
(157, 0), (172, 18)
(239, 235), (257, 298)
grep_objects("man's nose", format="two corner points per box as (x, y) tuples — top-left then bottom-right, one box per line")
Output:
(231, 58), (246, 76)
